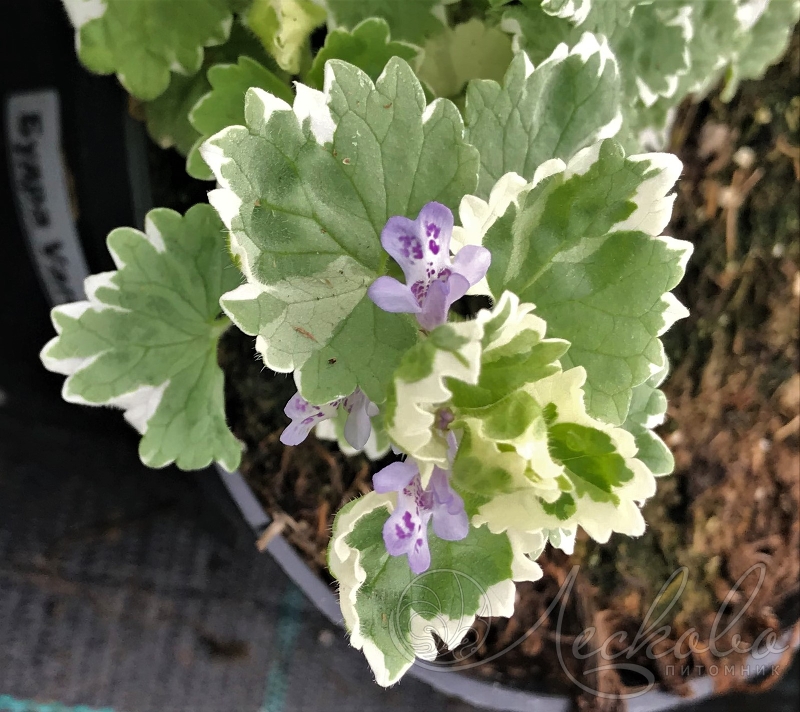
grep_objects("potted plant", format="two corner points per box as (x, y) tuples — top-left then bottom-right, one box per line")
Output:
(40, 1), (800, 710)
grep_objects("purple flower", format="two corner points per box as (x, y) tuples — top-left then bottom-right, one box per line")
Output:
(372, 459), (469, 574)
(368, 202), (491, 331)
(281, 388), (378, 450)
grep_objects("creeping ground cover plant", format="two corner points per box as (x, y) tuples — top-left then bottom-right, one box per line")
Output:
(47, 0), (799, 690)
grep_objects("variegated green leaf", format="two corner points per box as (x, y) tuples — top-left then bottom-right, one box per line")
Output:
(454, 366), (658, 543)
(620, 364), (674, 476)
(201, 57), (479, 405)
(40, 206), (242, 471)
(328, 491), (542, 686)
(63, 0), (236, 100)
(144, 22), (286, 163)
(465, 33), (622, 199)
(305, 17), (420, 90)
(481, 141), (692, 425)
(187, 55), (293, 179)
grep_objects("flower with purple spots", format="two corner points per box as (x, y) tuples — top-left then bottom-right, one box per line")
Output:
(372, 458), (469, 574)
(281, 388), (378, 450)
(368, 202), (491, 331)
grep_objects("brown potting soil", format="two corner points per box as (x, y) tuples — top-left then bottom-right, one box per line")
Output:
(218, 30), (800, 712)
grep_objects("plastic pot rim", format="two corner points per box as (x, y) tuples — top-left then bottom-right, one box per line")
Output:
(214, 465), (797, 712)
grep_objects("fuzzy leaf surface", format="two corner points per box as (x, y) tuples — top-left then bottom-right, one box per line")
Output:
(328, 492), (541, 686)
(40, 205), (242, 471)
(202, 57), (479, 404)
(455, 367), (658, 543)
(483, 141), (691, 424)
(187, 56), (293, 179)
(465, 33), (621, 199)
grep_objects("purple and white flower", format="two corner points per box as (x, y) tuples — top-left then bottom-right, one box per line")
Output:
(368, 202), (491, 331)
(280, 388), (378, 450)
(372, 458), (469, 574)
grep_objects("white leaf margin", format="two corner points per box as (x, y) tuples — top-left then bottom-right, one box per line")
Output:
(478, 290), (562, 356)
(451, 173), (528, 297)
(634, 5), (694, 108)
(39, 216), (170, 435)
(459, 137), (688, 252)
(485, 33), (624, 146)
(201, 77), (360, 379)
(463, 294), (569, 491)
(456, 144), (692, 382)
(524, 525), (578, 559)
(471, 367), (657, 543)
(386, 319), (483, 486)
(736, 0), (771, 31)
(542, 0), (592, 25)
(218, 256), (372, 376)
(201, 86), (325, 278)
(201, 59), (469, 391)
(201, 57), (453, 283)
(64, 0), (233, 80)
(329, 490), (542, 687)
